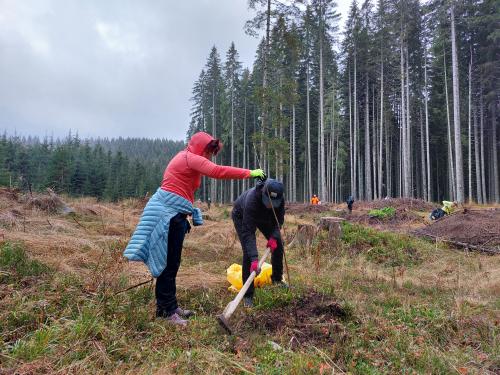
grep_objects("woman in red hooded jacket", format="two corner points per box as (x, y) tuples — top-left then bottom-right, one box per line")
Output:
(156, 131), (264, 325)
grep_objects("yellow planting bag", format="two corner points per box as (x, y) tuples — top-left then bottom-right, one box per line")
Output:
(226, 262), (273, 292)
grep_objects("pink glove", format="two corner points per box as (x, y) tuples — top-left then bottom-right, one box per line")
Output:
(250, 260), (261, 276)
(267, 237), (278, 253)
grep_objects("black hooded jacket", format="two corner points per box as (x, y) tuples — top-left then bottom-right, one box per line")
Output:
(232, 181), (285, 261)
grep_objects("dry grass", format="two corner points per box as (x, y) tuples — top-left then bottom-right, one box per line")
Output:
(1, 192), (499, 374)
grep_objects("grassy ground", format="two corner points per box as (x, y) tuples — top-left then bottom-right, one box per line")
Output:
(0, 196), (499, 374)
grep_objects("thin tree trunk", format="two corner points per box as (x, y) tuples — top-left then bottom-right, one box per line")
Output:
(474, 103), (482, 203)
(327, 132), (331, 202)
(349, 66), (354, 199)
(365, 77), (372, 200)
(451, 3), (464, 202)
(319, 9), (326, 201)
(354, 52), (359, 199)
(489, 134), (494, 200)
(480, 89), (486, 201)
(444, 53), (456, 200)
(372, 85), (377, 199)
(303, 158), (307, 202)
(436, 153), (440, 201)
(318, 117), (321, 196)
(230, 88), (234, 202)
(420, 107), (426, 200)
(424, 52), (431, 201)
(279, 89), (283, 181)
(492, 102), (499, 202)
(275, 126), (279, 179)
(329, 84), (336, 202)
(335, 132), (339, 202)
(243, 97), (247, 192)
(359, 148), (363, 200)
(386, 116), (391, 197)
(468, 50), (472, 202)
(307, 63), (312, 199)
(379, 58), (384, 199)
(289, 105), (292, 200)
(289, 118), (292, 198)
(399, 106), (403, 197)
(405, 45), (412, 197)
(400, 41), (408, 197)
(292, 104), (296, 202)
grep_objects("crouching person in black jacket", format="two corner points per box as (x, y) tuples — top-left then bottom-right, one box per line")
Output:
(231, 178), (286, 308)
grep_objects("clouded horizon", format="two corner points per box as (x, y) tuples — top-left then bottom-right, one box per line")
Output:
(0, 0), (350, 141)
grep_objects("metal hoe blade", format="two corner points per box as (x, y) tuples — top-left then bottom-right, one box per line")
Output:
(217, 314), (233, 335)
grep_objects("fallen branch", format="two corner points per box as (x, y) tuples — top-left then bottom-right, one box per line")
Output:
(415, 232), (500, 255)
(71, 215), (88, 233)
(114, 278), (153, 295)
(482, 236), (500, 246)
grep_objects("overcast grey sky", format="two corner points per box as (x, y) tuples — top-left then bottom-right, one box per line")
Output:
(0, 0), (351, 141)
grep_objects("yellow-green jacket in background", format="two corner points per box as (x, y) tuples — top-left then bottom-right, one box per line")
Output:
(441, 201), (455, 215)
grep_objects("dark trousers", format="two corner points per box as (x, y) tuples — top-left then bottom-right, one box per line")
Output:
(240, 225), (284, 299)
(430, 208), (446, 220)
(155, 213), (189, 316)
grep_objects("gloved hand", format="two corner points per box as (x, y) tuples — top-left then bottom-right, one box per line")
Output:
(250, 260), (261, 276)
(267, 237), (278, 252)
(249, 169), (266, 180)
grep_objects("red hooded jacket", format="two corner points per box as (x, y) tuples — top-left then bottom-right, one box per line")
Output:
(161, 132), (251, 202)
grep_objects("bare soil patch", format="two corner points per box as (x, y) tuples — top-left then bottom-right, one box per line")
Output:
(415, 209), (500, 252)
(358, 198), (435, 212)
(236, 291), (350, 346)
(286, 203), (333, 215)
(349, 208), (424, 227)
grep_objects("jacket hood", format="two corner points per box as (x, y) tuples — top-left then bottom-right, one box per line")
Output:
(187, 132), (215, 156)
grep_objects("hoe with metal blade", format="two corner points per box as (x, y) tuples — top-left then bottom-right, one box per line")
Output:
(217, 247), (271, 334)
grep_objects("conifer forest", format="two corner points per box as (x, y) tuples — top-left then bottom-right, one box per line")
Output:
(189, 0), (499, 204)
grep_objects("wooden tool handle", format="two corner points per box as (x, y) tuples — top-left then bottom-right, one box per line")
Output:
(222, 247), (271, 319)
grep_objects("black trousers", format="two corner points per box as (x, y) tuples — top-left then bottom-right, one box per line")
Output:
(233, 221), (283, 298)
(155, 213), (189, 316)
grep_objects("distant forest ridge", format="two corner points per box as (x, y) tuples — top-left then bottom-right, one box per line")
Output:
(0, 133), (185, 201)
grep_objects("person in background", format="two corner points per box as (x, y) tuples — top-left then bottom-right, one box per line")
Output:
(430, 200), (457, 220)
(346, 195), (355, 213)
(124, 132), (265, 326)
(232, 178), (286, 308)
(310, 194), (320, 205)
(442, 200), (457, 215)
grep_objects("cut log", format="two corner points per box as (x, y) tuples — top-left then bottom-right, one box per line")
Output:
(319, 217), (345, 241)
(287, 224), (317, 249)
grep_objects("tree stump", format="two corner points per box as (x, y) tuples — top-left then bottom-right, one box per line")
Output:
(287, 224), (317, 249)
(318, 217), (345, 241)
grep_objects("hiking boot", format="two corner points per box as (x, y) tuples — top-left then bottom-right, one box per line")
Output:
(163, 313), (188, 326)
(174, 307), (194, 318)
(243, 296), (254, 308)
